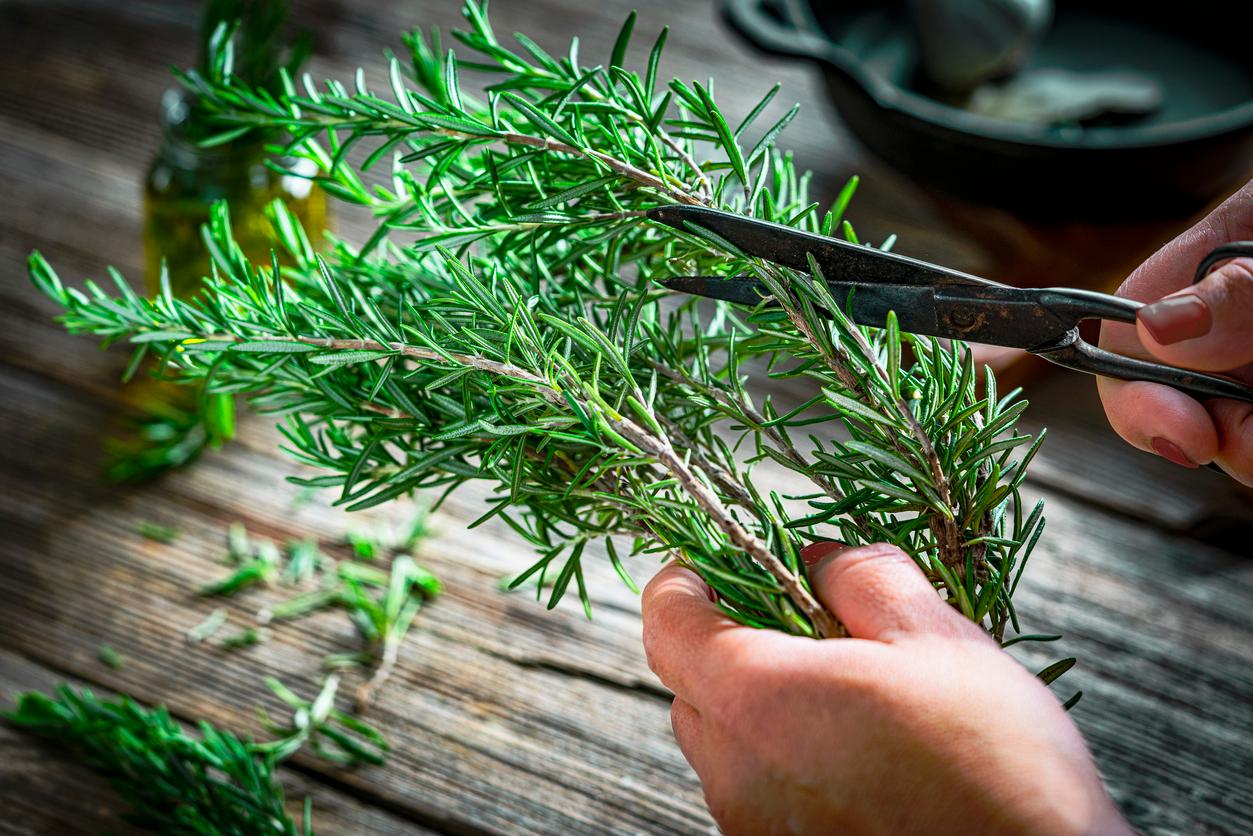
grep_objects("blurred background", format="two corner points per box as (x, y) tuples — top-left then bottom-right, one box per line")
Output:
(1, 1), (1251, 834)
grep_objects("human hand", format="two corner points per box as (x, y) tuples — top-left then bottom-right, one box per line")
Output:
(1098, 178), (1253, 485)
(642, 542), (1131, 836)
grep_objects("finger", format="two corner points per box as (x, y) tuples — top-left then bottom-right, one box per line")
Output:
(1209, 398), (1253, 486)
(1096, 377), (1219, 468)
(641, 563), (750, 702)
(1136, 257), (1253, 371)
(800, 540), (847, 566)
(809, 543), (987, 642)
(670, 697), (706, 773)
(1126, 251), (1253, 477)
(1099, 181), (1253, 471)
(1102, 180), (1253, 370)
(1112, 179), (1253, 311)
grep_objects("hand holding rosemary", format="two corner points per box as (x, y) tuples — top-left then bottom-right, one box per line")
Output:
(642, 542), (1130, 836)
(30, 4), (1060, 664)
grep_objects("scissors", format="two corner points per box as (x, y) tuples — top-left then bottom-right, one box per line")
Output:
(649, 205), (1253, 405)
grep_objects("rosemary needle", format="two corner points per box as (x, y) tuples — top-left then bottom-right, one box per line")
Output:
(97, 645), (125, 670)
(186, 607), (229, 644)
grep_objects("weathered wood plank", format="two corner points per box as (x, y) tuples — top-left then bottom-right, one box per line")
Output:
(1006, 488), (1253, 836)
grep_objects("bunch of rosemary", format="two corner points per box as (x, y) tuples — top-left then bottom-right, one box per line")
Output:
(5, 675), (385, 834)
(32, 1), (1053, 650)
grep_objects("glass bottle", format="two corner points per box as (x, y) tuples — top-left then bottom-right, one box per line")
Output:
(143, 87), (327, 295)
(113, 88), (327, 480)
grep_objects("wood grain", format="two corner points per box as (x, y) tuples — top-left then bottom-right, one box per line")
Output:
(1, 1), (1251, 835)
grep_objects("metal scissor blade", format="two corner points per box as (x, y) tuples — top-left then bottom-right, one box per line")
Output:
(661, 276), (768, 307)
(647, 205), (997, 290)
(662, 276), (949, 341)
(660, 275), (1092, 349)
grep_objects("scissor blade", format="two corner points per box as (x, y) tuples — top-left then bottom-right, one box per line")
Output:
(648, 205), (997, 290)
(662, 276), (945, 339)
(661, 276), (768, 307)
(660, 275), (1082, 350)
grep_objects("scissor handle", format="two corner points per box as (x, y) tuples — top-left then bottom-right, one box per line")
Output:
(1037, 332), (1253, 404)
(1041, 240), (1253, 402)
(1035, 287), (1140, 326)
(1193, 241), (1253, 285)
(1048, 241), (1253, 330)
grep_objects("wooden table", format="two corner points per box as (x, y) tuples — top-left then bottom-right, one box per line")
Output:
(1, 2), (1251, 833)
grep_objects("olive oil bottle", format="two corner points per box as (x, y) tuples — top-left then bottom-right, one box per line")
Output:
(110, 0), (321, 483)
(143, 87), (326, 297)
(106, 87), (327, 483)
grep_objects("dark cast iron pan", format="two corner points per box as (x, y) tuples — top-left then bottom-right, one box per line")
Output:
(724, 0), (1253, 219)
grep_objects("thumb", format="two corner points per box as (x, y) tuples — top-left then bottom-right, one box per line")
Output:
(1136, 255), (1253, 371)
(805, 543), (987, 642)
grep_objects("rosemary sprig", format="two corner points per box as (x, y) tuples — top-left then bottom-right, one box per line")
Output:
(31, 1), (1052, 648)
(5, 676), (388, 834)
(137, 520), (182, 543)
(98, 645), (125, 670)
(6, 686), (311, 834)
(257, 675), (390, 765)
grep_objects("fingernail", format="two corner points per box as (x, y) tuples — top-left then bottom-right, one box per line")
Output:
(1150, 437), (1198, 469)
(1138, 294), (1211, 345)
(801, 542), (848, 565)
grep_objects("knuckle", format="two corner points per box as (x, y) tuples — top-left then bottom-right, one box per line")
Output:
(640, 612), (671, 669)
(823, 542), (911, 583)
(1199, 258), (1253, 318)
(1214, 180), (1253, 242)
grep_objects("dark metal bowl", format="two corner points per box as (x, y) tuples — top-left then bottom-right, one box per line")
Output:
(724, 0), (1253, 218)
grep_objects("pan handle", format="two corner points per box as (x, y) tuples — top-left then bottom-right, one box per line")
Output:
(722, 0), (896, 106)
(721, 0), (834, 64)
